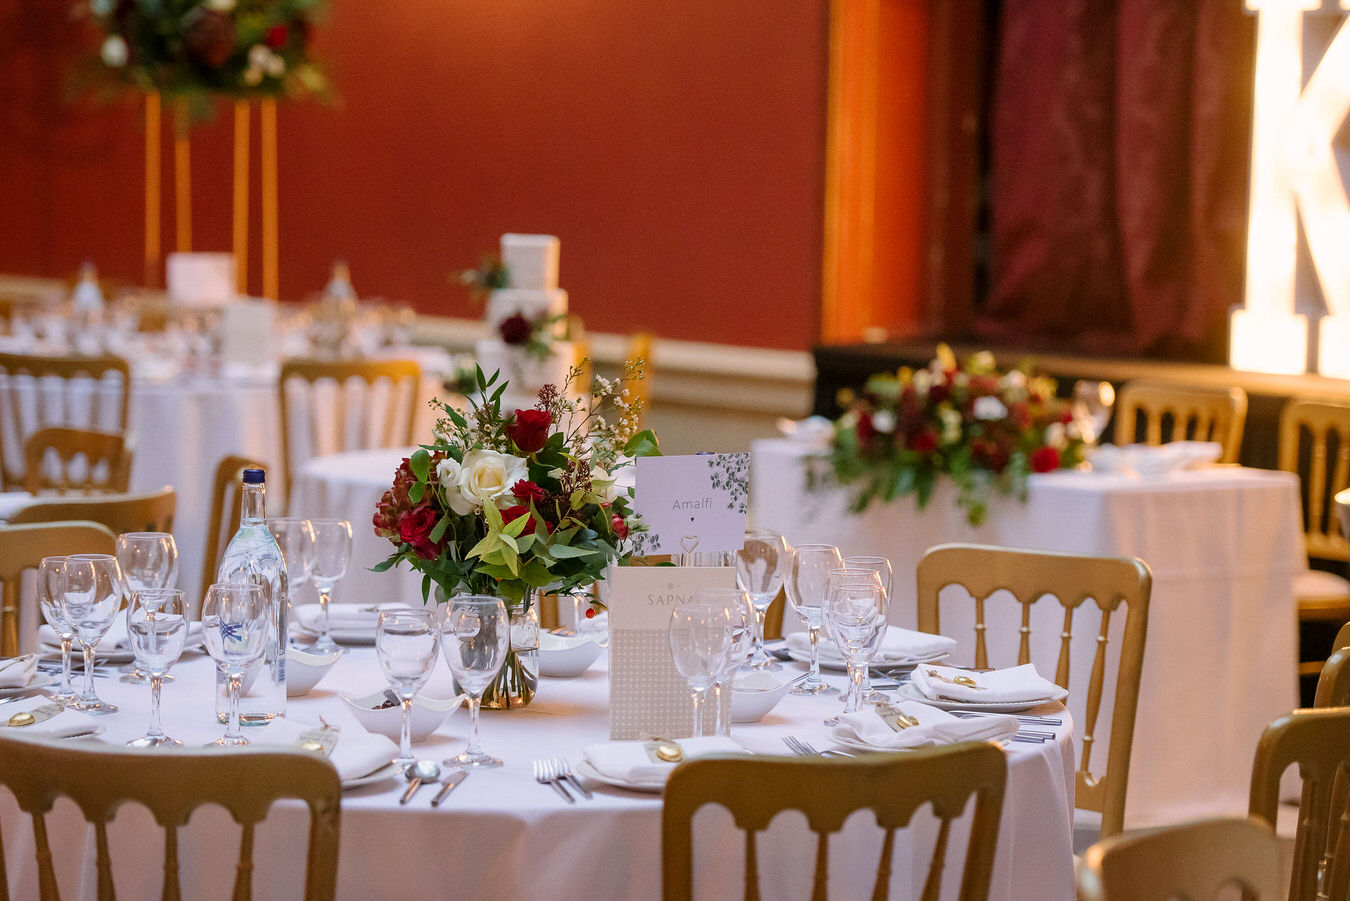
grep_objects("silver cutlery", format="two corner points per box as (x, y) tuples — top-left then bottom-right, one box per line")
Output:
(782, 736), (854, 758)
(533, 759), (574, 803)
(549, 757), (592, 801)
(0, 691), (51, 706)
(400, 760), (441, 805)
(430, 769), (469, 806)
(950, 710), (1063, 726)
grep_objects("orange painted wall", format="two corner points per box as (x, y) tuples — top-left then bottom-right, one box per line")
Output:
(0, 1), (830, 350)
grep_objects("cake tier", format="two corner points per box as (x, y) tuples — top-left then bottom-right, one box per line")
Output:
(501, 234), (560, 291)
(475, 338), (576, 401)
(485, 289), (569, 338)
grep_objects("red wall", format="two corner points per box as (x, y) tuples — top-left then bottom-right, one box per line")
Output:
(0, 0), (829, 350)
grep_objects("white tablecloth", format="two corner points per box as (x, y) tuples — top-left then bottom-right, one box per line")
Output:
(751, 438), (1304, 829)
(0, 649), (1075, 900)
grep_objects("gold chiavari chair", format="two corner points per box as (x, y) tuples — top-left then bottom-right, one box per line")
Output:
(1113, 378), (1247, 464)
(22, 426), (132, 495)
(1249, 707), (1350, 901)
(916, 543), (1152, 838)
(0, 352), (131, 491)
(626, 331), (655, 431)
(1076, 816), (1282, 900)
(201, 455), (266, 604)
(9, 486), (176, 535)
(0, 521), (117, 657)
(0, 737), (340, 901)
(278, 357), (421, 505)
(662, 743), (1007, 901)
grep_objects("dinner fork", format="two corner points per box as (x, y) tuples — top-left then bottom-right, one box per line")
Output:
(549, 757), (592, 800)
(782, 736), (854, 758)
(533, 758), (575, 803)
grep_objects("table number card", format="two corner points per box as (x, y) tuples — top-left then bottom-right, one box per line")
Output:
(630, 453), (749, 556)
(607, 564), (735, 740)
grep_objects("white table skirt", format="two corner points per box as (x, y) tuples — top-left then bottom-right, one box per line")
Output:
(0, 649), (1074, 901)
(750, 438), (1304, 829)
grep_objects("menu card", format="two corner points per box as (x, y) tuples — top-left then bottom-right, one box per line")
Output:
(220, 299), (278, 370)
(630, 453), (749, 556)
(607, 564), (736, 740)
(166, 252), (236, 308)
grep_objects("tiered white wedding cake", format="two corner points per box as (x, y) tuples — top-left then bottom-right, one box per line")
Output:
(476, 233), (575, 411)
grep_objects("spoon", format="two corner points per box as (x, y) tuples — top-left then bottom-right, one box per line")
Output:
(399, 760), (440, 805)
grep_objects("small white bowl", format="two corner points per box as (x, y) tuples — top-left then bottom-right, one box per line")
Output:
(537, 631), (606, 678)
(285, 646), (343, 697)
(730, 670), (793, 723)
(339, 691), (465, 743)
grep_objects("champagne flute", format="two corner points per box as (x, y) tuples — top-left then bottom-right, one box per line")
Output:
(115, 532), (178, 684)
(693, 588), (755, 737)
(308, 519), (352, 653)
(125, 588), (188, 747)
(440, 595), (509, 768)
(736, 530), (789, 670)
(668, 602), (735, 736)
(59, 554), (125, 714)
(202, 582), (268, 747)
(36, 556), (75, 704)
(822, 570), (889, 723)
(843, 555), (892, 703)
(376, 608), (440, 767)
(1072, 380), (1116, 446)
(784, 544), (843, 696)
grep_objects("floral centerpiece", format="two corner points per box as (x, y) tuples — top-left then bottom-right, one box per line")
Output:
(824, 344), (1083, 525)
(373, 361), (658, 706)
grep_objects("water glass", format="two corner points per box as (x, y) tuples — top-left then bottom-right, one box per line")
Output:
(269, 517), (316, 593)
(693, 588), (755, 736)
(1073, 380), (1116, 446)
(668, 602), (735, 736)
(60, 554), (125, 714)
(126, 588), (188, 747)
(784, 544), (843, 695)
(823, 569), (889, 722)
(843, 555), (892, 703)
(440, 595), (509, 768)
(376, 609), (440, 766)
(736, 530), (789, 670)
(36, 556), (75, 704)
(202, 582), (268, 746)
(115, 531), (178, 685)
(309, 519), (352, 653)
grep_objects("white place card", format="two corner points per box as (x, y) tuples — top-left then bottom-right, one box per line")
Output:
(607, 564), (735, 740)
(631, 453), (749, 556)
(166, 252), (236, 307)
(219, 299), (278, 370)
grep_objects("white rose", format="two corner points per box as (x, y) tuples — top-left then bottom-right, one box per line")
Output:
(940, 408), (963, 444)
(436, 457), (477, 515)
(1046, 422), (1068, 450)
(973, 396), (1007, 421)
(205, 0), (236, 9)
(100, 35), (128, 68)
(590, 466), (620, 504)
(871, 410), (896, 434)
(458, 449), (527, 509)
(913, 369), (933, 393)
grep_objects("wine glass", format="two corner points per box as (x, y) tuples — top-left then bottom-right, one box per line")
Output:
(1072, 380), (1116, 446)
(308, 519), (352, 653)
(125, 588), (188, 747)
(59, 554), (125, 714)
(36, 556), (75, 704)
(668, 602), (735, 736)
(822, 569), (889, 723)
(269, 517), (316, 643)
(736, 530), (790, 670)
(115, 531), (178, 684)
(784, 544), (843, 696)
(693, 588), (755, 737)
(440, 595), (510, 768)
(202, 582), (268, 747)
(376, 608), (440, 767)
(843, 555), (892, 703)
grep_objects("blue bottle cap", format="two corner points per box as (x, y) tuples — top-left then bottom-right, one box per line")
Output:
(242, 468), (266, 485)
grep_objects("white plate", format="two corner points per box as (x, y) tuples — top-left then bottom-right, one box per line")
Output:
(896, 681), (1066, 713)
(574, 759), (665, 794)
(787, 649), (949, 673)
(0, 673), (52, 696)
(290, 625), (376, 647)
(341, 761), (400, 790)
(40, 645), (137, 665)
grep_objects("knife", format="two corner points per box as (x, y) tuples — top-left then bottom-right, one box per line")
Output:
(431, 769), (469, 807)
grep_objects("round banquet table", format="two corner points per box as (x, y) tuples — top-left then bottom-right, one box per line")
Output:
(0, 650), (1076, 901)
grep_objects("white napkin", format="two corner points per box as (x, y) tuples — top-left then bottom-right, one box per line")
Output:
(583, 736), (746, 784)
(293, 603), (406, 634)
(0, 655), (37, 689)
(0, 695), (100, 739)
(1090, 441), (1222, 475)
(909, 663), (1066, 705)
(788, 628), (956, 667)
(829, 699), (1018, 751)
(39, 619), (204, 655)
(260, 717), (399, 782)
(777, 416), (835, 450)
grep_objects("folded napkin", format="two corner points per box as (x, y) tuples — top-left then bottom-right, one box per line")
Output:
(0, 695), (100, 739)
(293, 603), (406, 634)
(260, 717), (399, 782)
(829, 699), (1018, 751)
(583, 736), (746, 784)
(788, 628), (956, 667)
(1091, 441), (1222, 475)
(909, 663), (1066, 705)
(0, 655), (37, 689)
(39, 619), (204, 655)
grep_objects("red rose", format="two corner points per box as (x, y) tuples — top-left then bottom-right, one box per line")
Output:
(512, 479), (547, 503)
(266, 24), (289, 48)
(909, 429), (938, 454)
(855, 412), (876, 444)
(507, 409), (552, 454)
(397, 504), (440, 560)
(501, 504), (545, 535)
(610, 513), (628, 539)
(927, 383), (950, 405)
(1030, 446), (1061, 473)
(373, 489), (399, 541)
(499, 314), (532, 346)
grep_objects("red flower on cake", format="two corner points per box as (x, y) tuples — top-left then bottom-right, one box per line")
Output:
(1030, 445), (1061, 473)
(499, 314), (532, 346)
(507, 409), (552, 453)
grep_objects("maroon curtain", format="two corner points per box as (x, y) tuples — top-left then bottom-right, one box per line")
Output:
(977, 0), (1255, 359)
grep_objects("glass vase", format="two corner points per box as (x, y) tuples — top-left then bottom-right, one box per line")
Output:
(478, 595), (539, 709)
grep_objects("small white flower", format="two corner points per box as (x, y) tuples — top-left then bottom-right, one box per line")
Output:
(100, 35), (128, 68)
(940, 408), (962, 444)
(1002, 370), (1027, 390)
(265, 53), (285, 77)
(242, 66), (263, 87)
(204, 0), (236, 10)
(590, 466), (620, 504)
(436, 458), (477, 515)
(973, 396), (1008, 421)
(1046, 422), (1068, 450)
(458, 449), (528, 509)
(913, 369), (932, 394)
(1065, 421), (1082, 441)
(248, 44), (271, 68)
(871, 410), (896, 434)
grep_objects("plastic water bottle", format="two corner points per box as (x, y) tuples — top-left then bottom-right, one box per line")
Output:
(71, 261), (105, 318)
(214, 468), (287, 723)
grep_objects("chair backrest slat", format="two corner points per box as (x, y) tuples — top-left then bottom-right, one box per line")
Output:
(0, 521), (118, 656)
(1080, 609), (1113, 778)
(32, 812), (57, 900)
(23, 426), (131, 495)
(9, 487), (176, 536)
(921, 816), (953, 901)
(871, 830), (895, 901)
(235, 822), (255, 901)
(1279, 398), (1350, 562)
(1114, 378), (1247, 464)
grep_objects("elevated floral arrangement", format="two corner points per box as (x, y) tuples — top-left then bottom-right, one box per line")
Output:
(373, 362), (658, 607)
(79, 0), (328, 108)
(825, 345), (1083, 525)
(457, 255), (564, 361)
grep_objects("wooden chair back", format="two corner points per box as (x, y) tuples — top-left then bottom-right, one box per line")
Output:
(9, 487), (176, 535)
(1076, 816), (1281, 900)
(1279, 397), (1350, 562)
(0, 736), (340, 901)
(1250, 707), (1350, 901)
(0, 521), (117, 657)
(1113, 379), (1247, 463)
(662, 742), (1007, 901)
(22, 426), (131, 495)
(1315, 645), (1350, 710)
(201, 455), (266, 603)
(916, 543), (1151, 837)
(626, 332), (654, 431)
(278, 357), (421, 503)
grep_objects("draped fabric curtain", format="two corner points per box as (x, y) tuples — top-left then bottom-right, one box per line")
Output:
(976, 0), (1255, 360)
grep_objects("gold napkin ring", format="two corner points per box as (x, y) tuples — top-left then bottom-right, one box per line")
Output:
(7, 712), (35, 727)
(654, 740), (683, 762)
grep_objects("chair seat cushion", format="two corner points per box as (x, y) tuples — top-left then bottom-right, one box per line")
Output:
(1296, 568), (1350, 619)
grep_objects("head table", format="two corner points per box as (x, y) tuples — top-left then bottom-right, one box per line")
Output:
(0, 648), (1075, 901)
